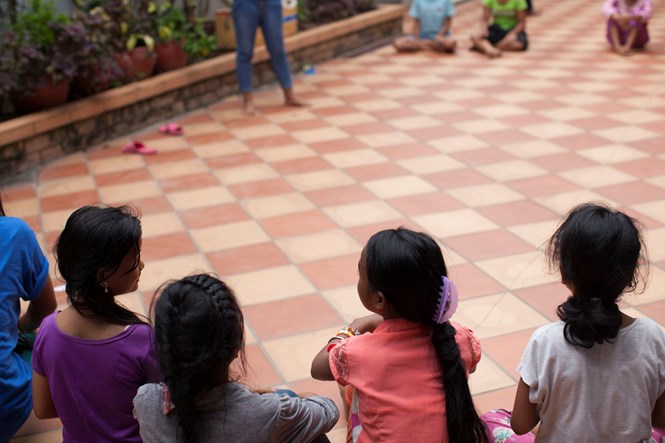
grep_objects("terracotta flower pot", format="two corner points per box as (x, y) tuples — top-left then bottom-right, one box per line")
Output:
(10, 77), (70, 114)
(128, 46), (157, 80)
(155, 40), (187, 73)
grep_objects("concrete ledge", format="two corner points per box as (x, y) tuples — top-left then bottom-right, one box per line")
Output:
(0, 4), (404, 181)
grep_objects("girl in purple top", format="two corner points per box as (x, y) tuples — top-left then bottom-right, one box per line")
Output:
(603, 0), (652, 55)
(32, 206), (160, 443)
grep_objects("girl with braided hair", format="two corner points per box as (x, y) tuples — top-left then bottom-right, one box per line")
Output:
(133, 274), (339, 443)
(311, 227), (488, 443)
(31, 205), (159, 442)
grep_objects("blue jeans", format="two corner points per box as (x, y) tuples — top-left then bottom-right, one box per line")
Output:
(232, 0), (292, 93)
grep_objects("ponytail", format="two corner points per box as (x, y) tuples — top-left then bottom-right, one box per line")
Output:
(557, 296), (622, 348)
(432, 322), (488, 443)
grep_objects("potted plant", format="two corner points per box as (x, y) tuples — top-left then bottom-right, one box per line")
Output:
(0, 0), (86, 114)
(151, 1), (188, 73)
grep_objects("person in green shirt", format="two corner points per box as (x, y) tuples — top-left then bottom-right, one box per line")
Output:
(471, 0), (528, 58)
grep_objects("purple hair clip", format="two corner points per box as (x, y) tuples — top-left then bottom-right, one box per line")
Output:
(433, 276), (459, 324)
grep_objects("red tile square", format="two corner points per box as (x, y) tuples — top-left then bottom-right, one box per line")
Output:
(628, 137), (665, 155)
(595, 181), (665, 205)
(159, 173), (220, 193)
(260, 210), (337, 238)
(185, 131), (234, 145)
(180, 203), (250, 229)
(236, 343), (282, 387)
(343, 122), (395, 136)
(513, 282), (569, 321)
(424, 169), (493, 190)
(207, 242), (289, 275)
(40, 190), (100, 212)
(95, 168), (153, 187)
(446, 230), (534, 261)
(243, 294), (343, 341)
(305, 185), (376, 207)
(450, 148), (515, 166)
(312, 105), (356, 117)
(569, 116), (622, 131)
(271, 157), (332, 175)
(177, 112), (214, 125)
(481, 328), (536, 381)
(508, 175), (578, 198)
(299, 254), (360, 290)
(532, 152), (595, 172)
(377, 143), (438, 160)
(407, 125), (464, 142)
(245, 134), (300, 149)
(370, 107), (421, 120)
(447, 263), (505, 299)
(128, 196), (172, 215)
(478, 129), (533, 145)
(142, 149), (196, 165)
(280, 119), (328, 132)
(473, 386), (518, 414)
(549, 133), (610, 149)
(141, 232), (198, 261)
(224, 115), (270, 129)
(39, 163), (89, 182)
(308, 137), (366, 154)
(205, 152), (261, 170)
(477, 201), (558, 227)
(613, 157), (665, 178)
(4, 184), (36, 200)
(344, 163), (409, 181)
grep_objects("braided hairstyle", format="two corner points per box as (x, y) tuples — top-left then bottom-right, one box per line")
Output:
(55, 205), (146, 325)
(153, 274), (245, 443)
(548, 203), (647, 348)
(365, 228), (487, 443)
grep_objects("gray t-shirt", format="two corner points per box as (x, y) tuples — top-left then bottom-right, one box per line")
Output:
(517, 318), (665, 442)
(133, 383), (339, 443)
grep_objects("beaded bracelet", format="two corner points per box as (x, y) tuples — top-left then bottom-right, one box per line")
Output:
(326, 326), (360, 352)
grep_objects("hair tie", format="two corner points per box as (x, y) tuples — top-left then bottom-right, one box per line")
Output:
(433, 276), (459, 324)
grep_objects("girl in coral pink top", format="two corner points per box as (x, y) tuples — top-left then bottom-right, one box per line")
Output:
(311, 227), (488, 443)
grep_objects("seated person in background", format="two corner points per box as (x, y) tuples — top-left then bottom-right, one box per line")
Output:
(393, 0), (457, 53)
(603, 0), (652, 56)
(471, 0), (528, 58)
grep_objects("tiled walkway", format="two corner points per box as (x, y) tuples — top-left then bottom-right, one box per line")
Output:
(9, 0), (665, 440)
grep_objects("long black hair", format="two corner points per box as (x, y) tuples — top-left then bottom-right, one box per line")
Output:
(548, 203), (647, 348)
(153, 274), (246, 443)
(55, 205), (146, 325)
(365, 227), (487, 443)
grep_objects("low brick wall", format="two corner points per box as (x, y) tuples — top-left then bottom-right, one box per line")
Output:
(0, 5), (403, 182)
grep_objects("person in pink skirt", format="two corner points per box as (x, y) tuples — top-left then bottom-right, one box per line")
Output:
(603, 0), (652, 55)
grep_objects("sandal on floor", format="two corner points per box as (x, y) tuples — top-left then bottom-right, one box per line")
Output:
(158, 122), (183, 135)
(122, 141), (157, 155)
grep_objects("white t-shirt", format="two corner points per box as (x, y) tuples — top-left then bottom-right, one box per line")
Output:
(518, 318), (665, 442)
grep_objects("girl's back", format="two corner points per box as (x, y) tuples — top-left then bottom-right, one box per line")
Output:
(520, 318), (665, 441)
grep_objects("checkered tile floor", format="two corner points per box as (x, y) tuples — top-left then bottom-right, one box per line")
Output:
(8, 0), (665, 440)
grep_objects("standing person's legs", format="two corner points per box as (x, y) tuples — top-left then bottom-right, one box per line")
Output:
(260, 0), (304, 106)
(233, 0), (260, 113)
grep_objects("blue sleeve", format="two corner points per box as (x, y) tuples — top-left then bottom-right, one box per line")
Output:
(447, 0), (456, 17)
(18, 222), (49, 301)
(408, 0), (419, 18)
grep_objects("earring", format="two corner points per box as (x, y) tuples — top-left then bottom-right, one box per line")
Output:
(102, 281), (109, 294)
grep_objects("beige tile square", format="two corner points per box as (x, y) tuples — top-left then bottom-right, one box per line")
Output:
(508, 219), (562, 248)
(291, 127), (349, 144)
(148, 158), (210, 179)
(433, 89), (484, 101)
(228, 265), (316, 305)
(577, 145), (648, 164)
(99, 180), (162, 203)
(286, 169), (355, 192)
(265, 108), (317, 124)
(476, 252), (559, 290)
(499, 140), (566, 159)
(478, 160), (548, 182)
(511, 78), (558, 90)
(559, 166), (636, 188)
(167, 186), (235, 210)
(323, 112), (377, 127)
(183, 121), (226, 135)
(447, 183), (524, 207)
(276, 229), (361, 263)
(191, 220), (269, 252)
(469, 355), (517, 395)
(537, 107), (595, 121)
(42, 209), (74, 233)
(608, 109), (664, 125)
(139, 253), (213, 292)
(141, 212), (185, 237)
(428, 135), (489, 153)
(411, 101), (465, 115)
(644, 227), (665, 262)
(40, 175), (96, 197)
(192, 140), (249, 158)
(263, 328), (336, 382)
(356, 131), (417, 148)
(474, 105), (530, 119)
(116, 292), (147, 316)
(214, 164), (279, 185)
(593, 126), (660, 143)
(325, 84), (371, 96)
(89, 155), (145, 175)
(647, 175), (665, 191)
(230, 124), (285, 140)
(397, 154), (465, 174)
(379, 87), (424, 99)
(324, 200), (403, 228)
(363, 176), (437, 199)
(492, 90), (544, 103)
(4, 198), (40, 218)
(349, 73), (393, 84)
(628, 267), (665, 306)
(388, 115), (441, 131)
(324, 149), (388, 168)
(149, 137), (190, 152)
(452, 119), (511, 134)
(556, 93), (609, 106)
(520, 122), (583, 139)
(255, 144), (316, 163)
(353, 99), (402, 112)
(322, 286), (371, 323)
(633, 200), (665, 225)
(413, 209), (498, 238)
(456, 292), (549, 339)
(243, 193), (315, 219)
(534, 189), (615, 217)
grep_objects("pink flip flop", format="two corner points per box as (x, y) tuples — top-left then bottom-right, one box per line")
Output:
(158, 122), (183, 136)
(122, 141), (157, 155)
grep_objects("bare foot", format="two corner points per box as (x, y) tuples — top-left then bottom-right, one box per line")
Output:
(284, 89), (308, 107)
(242, 93), (256, 115)
(487, 47), (502, 58)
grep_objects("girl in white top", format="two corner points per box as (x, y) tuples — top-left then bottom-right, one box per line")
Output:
(511, 203), (665, 442)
